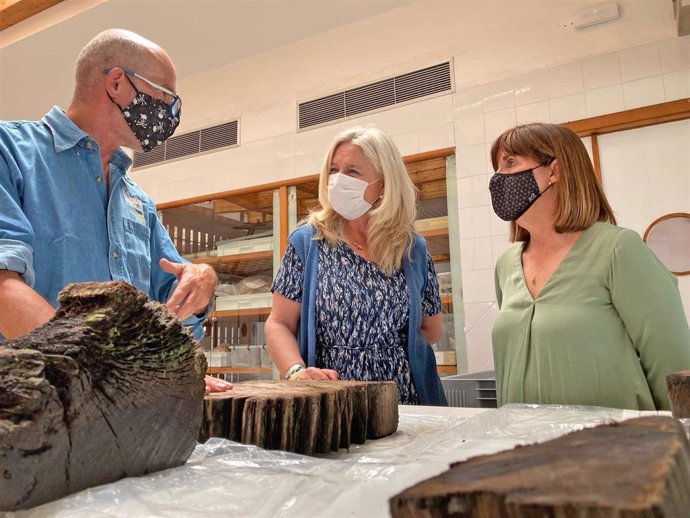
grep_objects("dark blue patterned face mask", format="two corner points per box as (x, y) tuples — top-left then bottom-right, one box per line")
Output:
(106, 71), (181, 152)
(489, 160), (554, 221)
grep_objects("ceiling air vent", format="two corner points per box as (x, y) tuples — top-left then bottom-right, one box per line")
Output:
(132, 120), (239, 170)
(298, 61), (453, 130)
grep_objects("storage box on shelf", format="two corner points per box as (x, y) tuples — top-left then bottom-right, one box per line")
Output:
(216, 235), (274, 256)
(215, 292), (273, 312)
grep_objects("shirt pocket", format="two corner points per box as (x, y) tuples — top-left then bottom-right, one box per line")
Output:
(123, 218), (151, 295)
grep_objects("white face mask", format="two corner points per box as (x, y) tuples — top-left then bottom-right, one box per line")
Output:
(327, 173), (381, 220)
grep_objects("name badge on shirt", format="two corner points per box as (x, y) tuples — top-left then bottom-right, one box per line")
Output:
(124, 190), (145, 223)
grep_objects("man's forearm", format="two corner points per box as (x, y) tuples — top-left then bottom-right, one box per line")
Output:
(0, 270), (55, 338)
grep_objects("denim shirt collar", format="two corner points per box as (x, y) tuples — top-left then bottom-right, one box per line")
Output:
(42, 106), (133, 173)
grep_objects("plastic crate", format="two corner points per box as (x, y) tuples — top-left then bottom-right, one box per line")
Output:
(216, 236), (273, 256)
(441, 370), (497, 408)
(215, 292), (272, 311)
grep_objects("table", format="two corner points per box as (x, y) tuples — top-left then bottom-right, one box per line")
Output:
(9, 404), (670, 518)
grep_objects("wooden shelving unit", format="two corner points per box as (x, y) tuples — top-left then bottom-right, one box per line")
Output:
(191, 250), (273, 277)
(212, 307), (272, 318)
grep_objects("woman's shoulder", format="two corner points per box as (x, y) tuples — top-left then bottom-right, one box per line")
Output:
(289, 223), (317, 241)
(584, 222), (642, 250)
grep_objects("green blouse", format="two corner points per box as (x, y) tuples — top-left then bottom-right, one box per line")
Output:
(493, 222), (690, 410)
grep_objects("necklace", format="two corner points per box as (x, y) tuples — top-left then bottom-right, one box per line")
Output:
(529, 257), (554, 286)
(351, 241), (364, 251)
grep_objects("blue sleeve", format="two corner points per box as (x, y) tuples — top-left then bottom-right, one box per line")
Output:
(422, 250), (441, 316)
(149, 211), (209, 341)
(0, 149), (36, 287)
(271, 243), (304, 302)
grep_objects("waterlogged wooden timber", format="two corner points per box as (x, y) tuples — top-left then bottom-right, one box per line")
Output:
(389, 416), (690, 518)
(0, 281), (206, 512)
(201, 380), (398, 454)
(667, 370), (690, 418)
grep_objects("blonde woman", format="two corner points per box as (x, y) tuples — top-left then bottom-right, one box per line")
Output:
(266, 127), (446, 405)
(490, 122), (690, 410)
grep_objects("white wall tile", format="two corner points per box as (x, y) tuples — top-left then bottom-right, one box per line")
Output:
(463, 302), (493, 332)
(489, 210), (510, 236)
(465, 331), (495, 373)
(453, 84), (484, 118)
(294, 126), (335, 156)
(454, 115), (485, 147)
(461, 268), (496, 303)
(663, 70), (690, 102)
(459, 237), (493, 270)
(585, 84), (624, 118)
(514, 69), (549, 106)
(659, 36), (690, 73)
(482, 78), (515, 113)
(491, 234), (512, 264)
(292, 152), (322, 177)
(457, 144), (488, 178)
(548, 62), (583, 98)
(582, 52), (622, 90)
(419, 122), (455, 152)
(465, 301), (499, 372)
(549, 93), (586, 123)
(483, 108), (516, 144)
(516, 101), (551, 124)
(390, 131), (420, 156)
(458, 174), (490, 209)
(619, 43), (661, 82)
(458, 205), (492, 239)
(241, 102), (294, 143)
(622, 75), (665, 110)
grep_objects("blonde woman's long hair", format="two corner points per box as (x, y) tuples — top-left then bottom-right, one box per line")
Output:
(490, 123), (616, 242)
(307, 126), (418, 275)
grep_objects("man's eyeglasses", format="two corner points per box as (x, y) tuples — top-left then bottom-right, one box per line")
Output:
(104, 67), (182, 118)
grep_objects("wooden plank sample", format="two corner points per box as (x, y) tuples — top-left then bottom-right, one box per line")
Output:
(0, 281), (206, 512)
(201, 380), (398, 455)
(390, 416), (690, 518)
(667, 370), (690, 418)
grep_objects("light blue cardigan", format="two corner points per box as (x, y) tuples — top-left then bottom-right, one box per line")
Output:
(289, 224), (447, 406)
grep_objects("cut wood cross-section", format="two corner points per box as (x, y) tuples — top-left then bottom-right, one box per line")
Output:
(389, 416), (690, 518)
(0, 281), (206, 512)
(667, 370), (690, 418)
(201, 380), (398, 455)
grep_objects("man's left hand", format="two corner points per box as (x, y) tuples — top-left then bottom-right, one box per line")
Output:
(160, 259), (218, 320)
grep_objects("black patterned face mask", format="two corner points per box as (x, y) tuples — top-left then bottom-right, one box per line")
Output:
(489, 161), (554, 221)
(108, 73), (181, 152)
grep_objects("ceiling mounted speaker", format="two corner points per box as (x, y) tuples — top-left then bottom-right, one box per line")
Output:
(572, 1), (620, 29)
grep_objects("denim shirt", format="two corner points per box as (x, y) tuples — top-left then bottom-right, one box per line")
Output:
(0, 106), (206, 339)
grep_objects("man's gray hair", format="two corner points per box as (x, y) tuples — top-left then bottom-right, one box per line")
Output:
(73, 29), (158, 100)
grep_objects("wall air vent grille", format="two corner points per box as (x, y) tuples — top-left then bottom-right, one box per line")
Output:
(132, 120), (239, 169)
(298, 61), (452, 130)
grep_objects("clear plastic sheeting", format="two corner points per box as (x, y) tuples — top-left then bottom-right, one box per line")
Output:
(7, 404), (669, 518)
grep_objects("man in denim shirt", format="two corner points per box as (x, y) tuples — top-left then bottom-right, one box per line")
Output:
(0, 29), (231, 393)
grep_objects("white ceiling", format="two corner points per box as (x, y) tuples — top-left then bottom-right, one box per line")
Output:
(0, 0), (413, 118)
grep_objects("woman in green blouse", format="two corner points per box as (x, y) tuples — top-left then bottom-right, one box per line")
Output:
(489, 122), (690, 411)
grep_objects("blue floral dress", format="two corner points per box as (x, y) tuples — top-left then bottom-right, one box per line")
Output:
(272, 239), (441, 404)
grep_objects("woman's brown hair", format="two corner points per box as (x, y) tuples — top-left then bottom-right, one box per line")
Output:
(490, 123), (616, 242)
